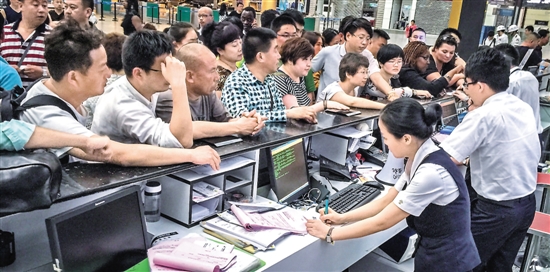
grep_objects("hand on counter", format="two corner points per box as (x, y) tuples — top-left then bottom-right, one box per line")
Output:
(191, 146), (221, 170)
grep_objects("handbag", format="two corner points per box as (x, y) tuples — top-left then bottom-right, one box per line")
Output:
(0, 150), (62, 216)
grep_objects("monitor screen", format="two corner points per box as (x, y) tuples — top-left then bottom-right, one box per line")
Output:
(540, 74), (550, 92)
(440, 100), (459, 127)
(46, 186), (149, 272)
(268, 138), (310, 203)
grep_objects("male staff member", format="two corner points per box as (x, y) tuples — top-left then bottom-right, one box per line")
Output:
(20, 20), (220, 169)
(440, 48), (539, 271)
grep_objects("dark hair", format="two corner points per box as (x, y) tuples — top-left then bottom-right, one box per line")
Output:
(322, 28), (339, 45)
(242, 6), (256, 18)
(125, 0), (139, 13)
(342, 18), (373, 41)
(44, 19), (102, 81)
(281, 8), (304, 26)
(403, 41), (429, 70)
(439, 28), (462, 40)
(411, 27), (425, 35)
(122, 31), (173, 76)
(167, 22), (197, 44)
(102, 32), (126, 71)
(243, 27), (277, 64)
(539, 29), (549, 39)
(433, 34), (458, 50)
(339, 52), (369, 82)
(223, 16), (244, 35)
(236, 2), (243, 7)
(143, 23), (157, 31)
(465, 47), (509, 93)
(339, 16), (355, 34)
(377, 44), (404, 65)
(261, 9), (279, 28)
(202, 21), (241, 56)
(372, 29), (390, 41)
(525, 25), (534, 32)
(411, 20), (415, 23)
(270, 14), (296, 34)
(380, 98), (441, 139)
(219, 3), (227, 16)
(280, 37), (314, 64)
(494, 43), (519, 67)
(81, 0), (94, 11)
(302, 31), (322, 47)
(487, 30), (495, 37)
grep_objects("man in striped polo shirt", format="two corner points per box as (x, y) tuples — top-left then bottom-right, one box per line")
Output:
(0, 0), (51, 88)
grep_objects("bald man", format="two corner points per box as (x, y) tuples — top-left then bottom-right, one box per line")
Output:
(516, 32), (542, 71)
(156, 44), (266, 138)
(198, 7), (213, 32)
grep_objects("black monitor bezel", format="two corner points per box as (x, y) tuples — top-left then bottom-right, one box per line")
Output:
(266, 138), (311, 204)
(45, 185), (149, 271)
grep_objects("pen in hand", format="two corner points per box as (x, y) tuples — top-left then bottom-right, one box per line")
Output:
(324, 198), (329, 215)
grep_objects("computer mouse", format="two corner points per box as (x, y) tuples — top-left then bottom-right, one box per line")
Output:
(363, 181), (385, 191)
(355, 122), (370, 131)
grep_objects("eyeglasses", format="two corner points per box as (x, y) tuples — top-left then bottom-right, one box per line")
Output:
(278, 33), (298, 39)
(198, 14), (212, 18)
(386, 59), (403, 66)
(462, 81), (478, 89)
(352, 33), (370, 42)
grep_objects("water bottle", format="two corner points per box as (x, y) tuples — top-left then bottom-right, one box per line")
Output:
(144, 181), (161, 222)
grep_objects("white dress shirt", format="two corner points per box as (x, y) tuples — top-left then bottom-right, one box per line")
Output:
(91, 76), (183, 148)
(393, 139), (460, 216)
(508, 67), (542, 133)
(311, 43), (380, 94)
(510, 34), (521, 46)
(441, 92), (540, 201)
(495, 34), (509, 46)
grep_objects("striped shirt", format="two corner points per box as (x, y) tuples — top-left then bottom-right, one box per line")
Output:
(0, 20), (51, 88)
(273, 69), (311, 106)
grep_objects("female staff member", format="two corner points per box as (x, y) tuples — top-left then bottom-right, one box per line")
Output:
(201, 21), (242, 99)
(306, 98), (480, 272)
(400, 41), (462, 96)
(316, 53), (385, 110)
(363, 44), (431, 99)
(423, 35), (464, 88)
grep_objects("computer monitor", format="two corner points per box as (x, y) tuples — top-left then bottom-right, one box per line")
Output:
(267, 138), (310, 203)
(45, 186), (149, 271)
(440, 100), (459, 127)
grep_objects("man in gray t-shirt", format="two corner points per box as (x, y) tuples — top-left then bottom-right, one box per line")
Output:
(156, 44), (266, 139)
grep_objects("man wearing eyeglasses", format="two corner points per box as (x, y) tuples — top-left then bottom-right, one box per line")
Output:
(312, 18), (387, 97)
(92, 31), (194, 149)
(198, 7), (213, 34)
(270, 15), (298, 49)
(440, 48), (539, 272)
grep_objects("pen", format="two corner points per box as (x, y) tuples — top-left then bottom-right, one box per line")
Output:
(325, 198), (329, 215)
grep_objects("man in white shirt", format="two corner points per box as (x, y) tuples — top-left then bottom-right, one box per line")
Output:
(440, 48), (539, 272)
(311, 17), (394, 100)
(495, 43), (542, 134)
(92, 31), (194, 149)
(495, 25), (508, 46)
(20, 19), (220, 169)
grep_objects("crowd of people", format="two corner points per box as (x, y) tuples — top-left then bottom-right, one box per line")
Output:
(0, 1), (547, 271)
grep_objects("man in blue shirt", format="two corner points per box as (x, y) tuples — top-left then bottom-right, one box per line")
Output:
(0, 12), (22, 90)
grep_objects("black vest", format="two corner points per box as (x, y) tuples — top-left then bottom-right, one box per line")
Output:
(405, 149), (480, 272)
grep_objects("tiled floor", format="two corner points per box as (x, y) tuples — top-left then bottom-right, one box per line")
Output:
(94, 13), (172, 34)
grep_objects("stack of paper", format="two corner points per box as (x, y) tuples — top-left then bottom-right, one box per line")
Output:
(148, 233), (260, 272)
(230, 205), (307, 234)
(193, 182), (223, 202)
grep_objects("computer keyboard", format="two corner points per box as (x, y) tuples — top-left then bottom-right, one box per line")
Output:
(328, 183), (381, 214)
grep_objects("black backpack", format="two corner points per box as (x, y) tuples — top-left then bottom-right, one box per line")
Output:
(0, 79), (77, 122)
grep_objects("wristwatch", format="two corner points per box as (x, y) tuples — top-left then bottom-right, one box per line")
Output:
(325, 227), (335, 244)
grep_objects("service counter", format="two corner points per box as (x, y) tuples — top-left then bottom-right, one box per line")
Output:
(0, 96), (451, 271)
